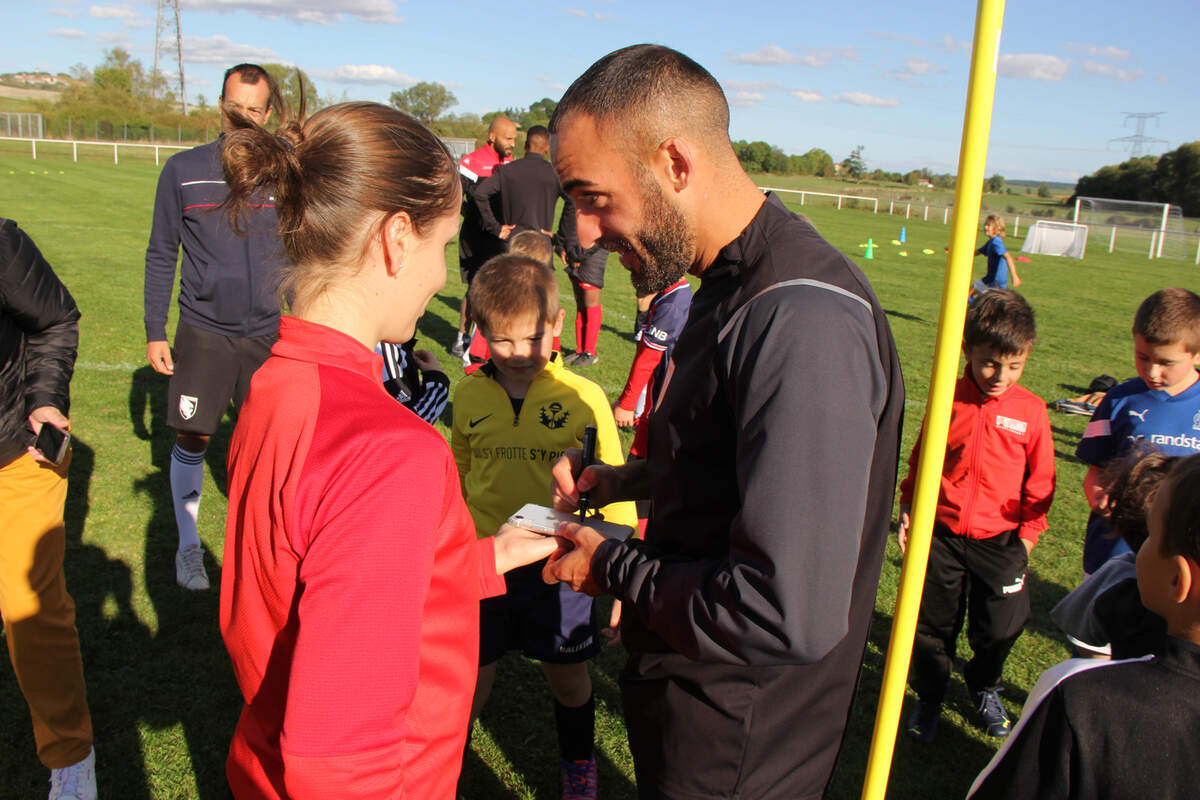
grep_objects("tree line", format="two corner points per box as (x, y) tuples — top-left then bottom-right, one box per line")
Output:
(1070, 142), (1200, 217)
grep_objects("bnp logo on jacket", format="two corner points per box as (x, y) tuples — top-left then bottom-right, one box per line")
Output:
(540, 402), (569, 430)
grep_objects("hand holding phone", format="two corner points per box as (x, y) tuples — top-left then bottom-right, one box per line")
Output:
(28, 405), (71, 465)
(33, 422), (70, 465)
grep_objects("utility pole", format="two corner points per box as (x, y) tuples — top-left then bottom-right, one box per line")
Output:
(1109, 112), (1167, 158)
(152, 0), (187, 115)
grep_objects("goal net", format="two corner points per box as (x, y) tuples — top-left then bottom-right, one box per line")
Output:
(1074, 196), (1191, 259)
(1021, 220), (1088, 258)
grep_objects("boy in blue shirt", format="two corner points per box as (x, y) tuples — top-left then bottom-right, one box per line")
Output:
(970, 215), (1021, 300)
(1077, 287), (1200, 575)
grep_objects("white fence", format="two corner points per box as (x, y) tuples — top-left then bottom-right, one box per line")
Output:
(0, 135), (188, 165)
(766, 185), (1200, 263)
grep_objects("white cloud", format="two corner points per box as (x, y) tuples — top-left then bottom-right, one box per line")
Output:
(889, 55), (945, 81)
(870, 31), (926, 47)
(834, 91), (899, 107)
(789, 89), (825, 103)
(730, 90), (766, 108)
(123, 19), (151, 28)
(317, 64), (416, 86)
(729, 45), (800, 66)
(48, 27), (88, 38)
(1082, 59), (1142, 83)
(937, 34), (970, 52)
(180, 0), (402, 25)
(1066, 42), (1131, 61)
(724, 79), (782, 93)
(998, 54), (1070, 81)
(89, 4), (138, 19)
(182, 34), (281, 64)
(566, 8), (586, 16)
(50, 7), (81, 18)
(1155, 74), (1168, 85)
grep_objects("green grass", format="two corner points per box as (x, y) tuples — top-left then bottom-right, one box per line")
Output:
(0, 141), (1193, 798)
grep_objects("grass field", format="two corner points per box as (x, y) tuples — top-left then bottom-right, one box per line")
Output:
(0, 140), (1195, 799)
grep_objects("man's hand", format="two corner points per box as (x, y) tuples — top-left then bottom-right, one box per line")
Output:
(541, 520), (605, 595)
(493, 523), (560, 575)
(897, 503), (912, 553)
(27, 405), (69, 463)
(147, 340), (174, 375)
(550, 448), (621, 512)
(498, 224), (515, 240)
(612, 405), (637, 428)
(1021, 537), (1035, 556)
(411, 349), (441, 372)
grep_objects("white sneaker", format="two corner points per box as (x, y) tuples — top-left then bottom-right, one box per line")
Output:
(175, 544), (210, 591)
(49, 747), (96, 800)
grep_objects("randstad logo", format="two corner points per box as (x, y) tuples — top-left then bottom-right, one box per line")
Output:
(1149, 433), (1200, 452)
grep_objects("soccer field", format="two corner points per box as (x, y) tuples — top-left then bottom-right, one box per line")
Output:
(1, 143), (1193, 799)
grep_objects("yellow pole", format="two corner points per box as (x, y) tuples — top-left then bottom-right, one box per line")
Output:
(860, 2), (1007, 798)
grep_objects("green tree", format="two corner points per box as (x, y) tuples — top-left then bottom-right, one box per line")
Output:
(1153, 141), (1200, 217)
(841, 145), (866, 179)
(390, 81), (458, 125)
(261, 64), (322, 117)
(1037, 182), (1051, 198)
(986, 173), (1005, 193)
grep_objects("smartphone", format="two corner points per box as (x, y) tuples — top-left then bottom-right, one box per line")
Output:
(507, 503), (634, 541)
(34, 423), (70, 465)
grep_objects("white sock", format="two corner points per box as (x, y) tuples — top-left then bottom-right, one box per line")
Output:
(170, 443), (205, 551)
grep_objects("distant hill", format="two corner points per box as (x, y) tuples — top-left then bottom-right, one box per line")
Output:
(1, 71), (70, 91)
(1007, 178), (1075, 192)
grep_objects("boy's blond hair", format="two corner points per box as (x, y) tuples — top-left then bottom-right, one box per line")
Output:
(507, 230), (554, 268)
(1132, 287), (1200, 353)
(468, 254), (560, 334)
(984, 214), (1006, 238)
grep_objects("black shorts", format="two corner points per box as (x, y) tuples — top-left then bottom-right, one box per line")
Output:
(565, 249), (608, 289)
(167, 321), (276, 435)
(479, 562), (600, 666)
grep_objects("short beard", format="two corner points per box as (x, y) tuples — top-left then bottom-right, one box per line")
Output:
(604, 166), (693, 295)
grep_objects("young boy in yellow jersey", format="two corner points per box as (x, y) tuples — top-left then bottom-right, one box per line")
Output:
(452, 253), (636, 799)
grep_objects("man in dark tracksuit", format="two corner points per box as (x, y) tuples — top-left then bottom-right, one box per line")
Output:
(473, 125), (575, 246)
(144, 63), (286, 591)
(545, 46), (904, 799)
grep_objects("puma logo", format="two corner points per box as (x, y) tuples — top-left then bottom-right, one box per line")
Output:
(1129, 408), (1149, 423)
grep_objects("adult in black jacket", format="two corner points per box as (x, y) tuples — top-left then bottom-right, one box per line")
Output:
(0, 217), (97, 797)
(544, 46), (904, 800)
(473, 125), (575, 243)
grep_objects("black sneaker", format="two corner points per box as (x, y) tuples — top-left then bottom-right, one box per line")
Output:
(571, 352), (598, 367)
(975, 687), (1012, 738)
(906, 700), (940, 744)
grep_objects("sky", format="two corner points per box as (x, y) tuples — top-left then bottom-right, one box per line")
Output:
(6, 0), (1198, 182)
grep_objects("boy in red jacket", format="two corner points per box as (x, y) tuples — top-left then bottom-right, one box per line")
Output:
(898, 290), (1056, 743)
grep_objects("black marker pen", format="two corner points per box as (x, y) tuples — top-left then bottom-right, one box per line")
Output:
(577, 424), (597, 520)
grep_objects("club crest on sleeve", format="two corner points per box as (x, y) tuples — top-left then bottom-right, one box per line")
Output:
(1193, 410), (1200, 431)
(539, 402), (568, 430)
(179, 394), (198, 420)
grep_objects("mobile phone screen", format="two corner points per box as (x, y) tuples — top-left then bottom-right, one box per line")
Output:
(35, 423), (69, 465)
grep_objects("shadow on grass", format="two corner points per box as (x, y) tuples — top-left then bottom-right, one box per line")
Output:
(885, 308), (926, 324)
(460, 596), (637, 799)
(127, 366), (241, 799)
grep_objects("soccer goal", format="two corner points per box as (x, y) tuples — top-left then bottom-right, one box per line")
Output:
(1021, 220), (1088, 258)
(1074, 196), (1189, 259)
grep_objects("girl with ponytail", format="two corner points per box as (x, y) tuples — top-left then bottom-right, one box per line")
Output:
(217, 103), (557, 799)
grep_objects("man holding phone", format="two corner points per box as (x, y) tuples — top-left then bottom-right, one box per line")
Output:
(0, 218), (96, 798)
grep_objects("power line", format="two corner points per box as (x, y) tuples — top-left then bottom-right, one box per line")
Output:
(152, 0), (187, 114)
(1109, 112), (1168, 158)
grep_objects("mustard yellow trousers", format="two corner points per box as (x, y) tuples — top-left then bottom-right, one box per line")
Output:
(0, 450), (92, 768)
